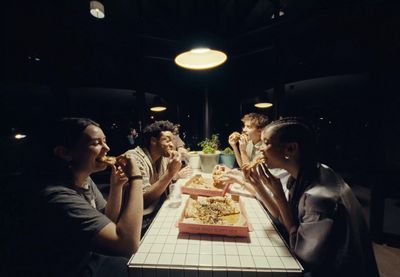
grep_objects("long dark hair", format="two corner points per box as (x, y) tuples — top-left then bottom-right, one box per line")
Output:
(268, 117), (319, 224)
(42, 118), (100, 178)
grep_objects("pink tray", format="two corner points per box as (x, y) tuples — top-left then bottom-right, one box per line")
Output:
(177, 195), (252, 237)
(181, 175), (229, 197)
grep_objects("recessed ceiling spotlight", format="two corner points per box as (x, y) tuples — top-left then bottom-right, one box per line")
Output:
(28, 56), (40, 62)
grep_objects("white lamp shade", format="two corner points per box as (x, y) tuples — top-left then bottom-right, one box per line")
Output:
(175, 48), (227, 70)
(90, 1), (105, 19)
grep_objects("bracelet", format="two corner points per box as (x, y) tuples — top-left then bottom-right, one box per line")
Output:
(128, 175), (143, 182)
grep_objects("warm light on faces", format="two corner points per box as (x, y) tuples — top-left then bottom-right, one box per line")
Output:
(242, 121), (262, 143)
(71, 125), (110, 173)
(157, 131), (174, 157)
(260, 128), (285, 169)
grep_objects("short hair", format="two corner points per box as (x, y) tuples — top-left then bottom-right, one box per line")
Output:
(266, 117), (317, 166)
(241, 113), (269, 129)
(53, 117), (100, 149)
(141, 120), (175, 148)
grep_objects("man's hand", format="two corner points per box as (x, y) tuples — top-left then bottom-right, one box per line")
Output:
(168, 150), (182, 175)
(238, 134), (248, 152)
(228, 132), (241, 147)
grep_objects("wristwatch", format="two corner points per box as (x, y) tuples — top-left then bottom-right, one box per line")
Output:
(128, 175), (143, 182)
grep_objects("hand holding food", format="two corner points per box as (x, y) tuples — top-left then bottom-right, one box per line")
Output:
(97, 156), (117, 166)
(168, 150), (182, 175)
(110, 164), (129, 187)
(117, 154), (141, 177)
(228, 132), (241, 147)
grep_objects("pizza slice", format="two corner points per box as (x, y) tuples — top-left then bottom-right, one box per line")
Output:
(97, 156), (117, 166)
(248, 156), (265, 169)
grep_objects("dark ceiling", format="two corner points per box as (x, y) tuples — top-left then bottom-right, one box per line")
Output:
(3, 0), (400, 100)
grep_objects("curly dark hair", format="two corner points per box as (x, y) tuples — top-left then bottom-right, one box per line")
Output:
(241, 113), (269, 129)
(141, 120), (175, 148)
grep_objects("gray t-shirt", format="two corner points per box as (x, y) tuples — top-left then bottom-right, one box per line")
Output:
(40, 177), (111, 276)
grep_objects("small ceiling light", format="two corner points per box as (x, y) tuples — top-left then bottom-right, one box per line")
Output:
(249, 95), (273, 109)
(150, 106), (167, 112)
(254, 102), (273, 109)
(14, 133), (27, 140)
(90, 1), (105, 19)
(150, 96), (167, 112)
(175, 48), (227, 70)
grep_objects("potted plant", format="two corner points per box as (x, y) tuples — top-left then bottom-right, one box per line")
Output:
(219, 147), (236, 169)
(198, 134), (221, 173)
(187, 150), (201, 169)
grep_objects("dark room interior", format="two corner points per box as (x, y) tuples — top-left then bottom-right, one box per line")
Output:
(1, 1), (400, 276)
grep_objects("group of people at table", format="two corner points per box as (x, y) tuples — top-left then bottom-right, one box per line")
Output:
(36, 114), (379, 277)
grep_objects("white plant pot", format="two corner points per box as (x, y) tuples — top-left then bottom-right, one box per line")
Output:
(187, 151), (201, 169)
(199, 151), (221, 173)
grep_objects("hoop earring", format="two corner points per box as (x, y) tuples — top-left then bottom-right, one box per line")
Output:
(284, 155), (290, 160)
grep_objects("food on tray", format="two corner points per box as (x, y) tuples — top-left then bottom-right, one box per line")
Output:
(212, 165), (228, 185)
(183, 196), (245, 226)
(185, 174), (223, 190)
(97, 156), (117, 166)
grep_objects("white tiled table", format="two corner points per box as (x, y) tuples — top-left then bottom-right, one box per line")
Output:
(128, 176), (303, 277)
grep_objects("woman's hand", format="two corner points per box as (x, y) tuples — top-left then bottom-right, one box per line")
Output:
(117, 154), (141, 177)
(110, 164), (129, 187)
(244, 163), (284, 196)
(217, 169), (243, 185)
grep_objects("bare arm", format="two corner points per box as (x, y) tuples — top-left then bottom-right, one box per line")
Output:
(143, 171), (175, 208)
(105, 164), (128, 222)
(239, 135), (251, 166)
(246, 169), (281, 218)
(253, 164), (296, 233)
(229, 132), (243, 167)
(91, 154), (143, 257)
(143, 152), (182, 208)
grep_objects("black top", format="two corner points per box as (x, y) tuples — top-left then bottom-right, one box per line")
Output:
(287, 164), (379, 277)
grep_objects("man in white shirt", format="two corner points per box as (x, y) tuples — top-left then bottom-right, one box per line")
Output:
(126, 121), (183, 232)
(229, 113), (269, 167)
(223, 113), (289, 197)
